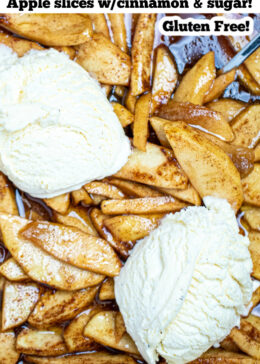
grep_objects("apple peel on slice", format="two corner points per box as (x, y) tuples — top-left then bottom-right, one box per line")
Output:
(164, 122), (243, 212)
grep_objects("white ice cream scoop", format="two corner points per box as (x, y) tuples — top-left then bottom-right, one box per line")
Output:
(115, 197), (253, 364)
(0, 46), (131, 198)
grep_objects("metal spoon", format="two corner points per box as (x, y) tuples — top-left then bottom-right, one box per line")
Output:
(220, 33), (260, 74)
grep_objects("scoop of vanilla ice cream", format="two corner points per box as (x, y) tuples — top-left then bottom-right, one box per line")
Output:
(115, 197), (253, 364)
(0, 45), (130, 198)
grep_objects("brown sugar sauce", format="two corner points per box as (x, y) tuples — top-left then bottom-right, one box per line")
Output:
(0, 13), (258, 364)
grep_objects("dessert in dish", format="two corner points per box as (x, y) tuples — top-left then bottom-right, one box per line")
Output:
(0, 12), (258, 364)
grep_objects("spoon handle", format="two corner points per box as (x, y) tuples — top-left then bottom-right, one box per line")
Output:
(220, 33), (260, 74)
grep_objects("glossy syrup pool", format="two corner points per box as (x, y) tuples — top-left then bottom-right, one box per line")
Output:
(2, 13), (260, 364)
(124, 13), (260, 103)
